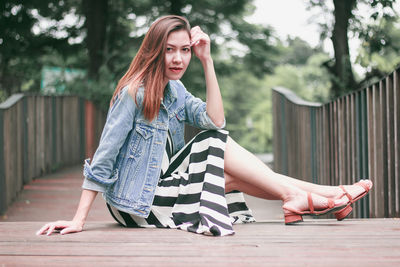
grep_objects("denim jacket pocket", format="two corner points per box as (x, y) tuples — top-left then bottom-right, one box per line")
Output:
(129, 123), (155, 159)
(175, 108), (185, 122)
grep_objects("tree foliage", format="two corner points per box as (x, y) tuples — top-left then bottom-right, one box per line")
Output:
(0, 0), (279, 101)
(356, 15), (400, 86)
(0, 0), (83, 97)
(2, 0), (400, 153)
(307, 0), (398, 97)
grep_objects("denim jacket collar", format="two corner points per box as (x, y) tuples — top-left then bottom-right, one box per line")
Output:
(161, 81), (177, 110)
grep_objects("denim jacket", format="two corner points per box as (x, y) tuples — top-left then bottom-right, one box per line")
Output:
(82, 80), (225, 217)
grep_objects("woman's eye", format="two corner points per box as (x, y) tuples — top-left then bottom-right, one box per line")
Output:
(183, 47), (191, 52)
(166, 47), (173, 52)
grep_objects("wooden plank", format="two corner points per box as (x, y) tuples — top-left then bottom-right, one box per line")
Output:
(379, 80), (388, 217)
(39, 96), (45, 174)
(2, 163), (400, 265)
(79, 98), (85, 160)
(330, 102), (336, 186)
(338, 98), (344, 185)
(332, 101), (338, 186)
(345, 96), (351, 188)
(367, 86), (376, 217)
(15, 102), (22, 197)
(94, 105), (106, 151)
(82, 99), (90, 160)
(26, 97), (35, 181)
(1, 220), (400, 266)
(372, 83), (380, 218)
(350, 94), (356, 187)
(34, 96), (40, 177)
(395, 69), (400, 217)
(61, 97), (68, 165)
(44, 97), (52, 172)
(3, 108), (12, 208)
(299, 105), (304, 180)
(350, 94), (357, 216)
(322, 106), (330, 185)
(360, 89), (370, 217)
(315, 108), (322, 184)
(0, 109), (5, 214)
(282, 97), (289, 175)
(22, 97), (29, 184)
(56, 97), (62, 167)
(285, 100), (292, 176)
(73, 97), (81, 162)
(355, 91), (367, 217)
(386, 75), (395, 217)
(273, 92), (281, 173)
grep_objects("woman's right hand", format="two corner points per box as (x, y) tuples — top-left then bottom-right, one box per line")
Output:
(36, 190), (97, 236)
(36, 220), (84, 236)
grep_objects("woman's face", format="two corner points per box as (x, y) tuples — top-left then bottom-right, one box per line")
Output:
(164, 30), (191, 82)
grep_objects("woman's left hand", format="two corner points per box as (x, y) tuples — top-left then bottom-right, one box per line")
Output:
(190, 26), (211, 63)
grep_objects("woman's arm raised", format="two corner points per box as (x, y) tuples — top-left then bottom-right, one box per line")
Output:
(191, 26), (225, 128)
(36, 189), (98, 235)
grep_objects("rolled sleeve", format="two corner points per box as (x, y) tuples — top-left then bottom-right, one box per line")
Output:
(82, 175), (107, 193)
(83, 87), (136, 187)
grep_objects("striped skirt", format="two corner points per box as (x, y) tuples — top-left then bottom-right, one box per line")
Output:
(107, 130), (255, 236)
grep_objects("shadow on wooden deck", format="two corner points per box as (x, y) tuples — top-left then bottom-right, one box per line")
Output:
(1, 165), (400, 266)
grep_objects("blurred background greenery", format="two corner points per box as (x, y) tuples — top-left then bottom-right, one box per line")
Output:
(1, 0), (399, 153)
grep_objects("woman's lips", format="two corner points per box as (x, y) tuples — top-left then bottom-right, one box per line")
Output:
(169, 67), (183, 73)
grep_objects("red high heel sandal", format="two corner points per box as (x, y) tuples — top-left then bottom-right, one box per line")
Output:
(283, 192), (347, 225)
(334, 180), (372, 221)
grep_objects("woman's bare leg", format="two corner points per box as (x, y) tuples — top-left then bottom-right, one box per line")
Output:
(225, 172), (280, 200)
(223, 136), (347, 212)
(272, 173), (342, 198)
(274, 173), (372, 201)
(224, 136), (372, 203)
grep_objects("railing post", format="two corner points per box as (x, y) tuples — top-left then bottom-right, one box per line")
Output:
(85, 100), (95, 159)
(0, 109), (5, 214)
(79, 98), (86, 160)
(280, 96), (288, 175)
(310, 107), (318, 184)
(22, 97), (29, 184)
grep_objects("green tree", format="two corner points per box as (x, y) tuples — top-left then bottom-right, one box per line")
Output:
(70, 0), (279, 109)
(280, 37), (322, 66)
(356, 15), (400, 86)
(307, 0), (398, 97)
(0, 0), (82, 99)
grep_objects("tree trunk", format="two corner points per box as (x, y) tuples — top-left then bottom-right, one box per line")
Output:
(82, 0), (108, 79)
(331, 0), (357, 97)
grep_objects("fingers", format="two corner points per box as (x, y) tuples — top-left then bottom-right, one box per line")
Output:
(60, 224), (82, 235)
(36, 223), (50, 236)
(46, 224), (57, 236)
(36, 221), (76, 236)
(60, 227), (73, 235)
(36, 222), (57, 236)
(190, 26), (209, 47)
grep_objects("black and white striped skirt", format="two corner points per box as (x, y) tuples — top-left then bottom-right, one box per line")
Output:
(107, 130), (255, 236)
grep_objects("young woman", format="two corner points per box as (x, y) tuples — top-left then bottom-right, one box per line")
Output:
(37, 15), (372, 237)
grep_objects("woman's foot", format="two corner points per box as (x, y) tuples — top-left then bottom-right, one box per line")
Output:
(335, 179), (373, 203)
(282, 191), (347, 224)
(333, 179), (373, 220)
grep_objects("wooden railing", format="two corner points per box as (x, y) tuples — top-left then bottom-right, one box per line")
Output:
(0, 95), (106, 214)
(272, 67), (400, 218)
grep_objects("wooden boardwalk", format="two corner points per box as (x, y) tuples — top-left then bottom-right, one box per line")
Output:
(1, 166), (400, 266)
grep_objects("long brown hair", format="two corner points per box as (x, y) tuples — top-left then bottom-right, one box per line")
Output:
(111, 15), (191, 121)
